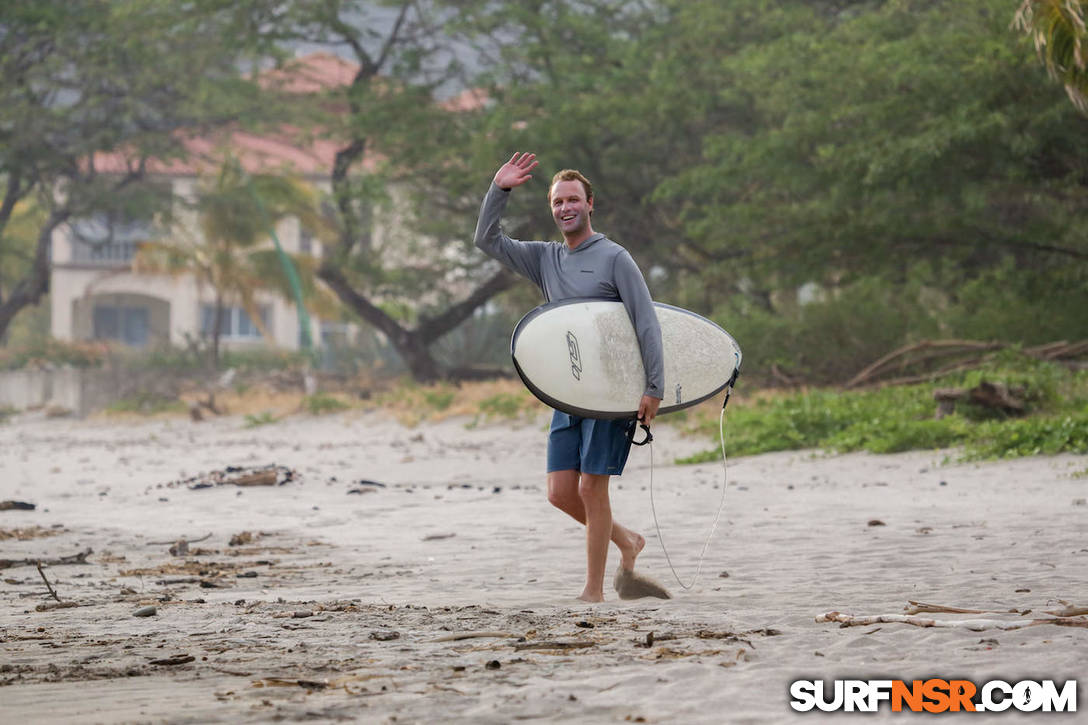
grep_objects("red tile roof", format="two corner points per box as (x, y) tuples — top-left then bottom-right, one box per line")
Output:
(91, 52), (378, 177)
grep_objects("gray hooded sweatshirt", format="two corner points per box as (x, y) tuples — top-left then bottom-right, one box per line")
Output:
(474, 182), (664, 400)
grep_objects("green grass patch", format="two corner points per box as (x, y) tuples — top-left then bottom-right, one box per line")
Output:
(303, 393), (350, 415)
(477, 392), (527, 420)
(105, 393), (187, 416)
(421, 388), (456, 411)
(679, 357), (1088, 463)
(244, 411), (279, 428)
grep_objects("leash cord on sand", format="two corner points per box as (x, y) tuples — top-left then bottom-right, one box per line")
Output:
(649, 404), (729, 591)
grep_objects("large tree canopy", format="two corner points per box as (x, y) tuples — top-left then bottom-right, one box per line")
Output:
(0, 0), (280, 337)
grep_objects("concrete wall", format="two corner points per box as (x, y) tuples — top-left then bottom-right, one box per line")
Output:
(0, 365), (189, 418)
(0, 367), (102, 417)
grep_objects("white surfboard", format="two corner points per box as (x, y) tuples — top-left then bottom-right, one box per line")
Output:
(511, 298), (742, 419)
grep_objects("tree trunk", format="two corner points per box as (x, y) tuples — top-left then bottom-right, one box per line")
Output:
(0, 211), (68, 340)
(211, 292), (224, 370)
(318, 262), (517, 383)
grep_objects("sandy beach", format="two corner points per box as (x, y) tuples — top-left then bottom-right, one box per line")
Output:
(1, 408), (1085, 723)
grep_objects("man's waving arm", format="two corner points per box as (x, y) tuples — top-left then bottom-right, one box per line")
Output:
(474, 152), (547, 287)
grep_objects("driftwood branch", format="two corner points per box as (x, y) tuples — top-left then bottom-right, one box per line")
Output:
(0, 548), (92, 570)
(845, 339), (1088, 389)
(818, 611), (1088, 631)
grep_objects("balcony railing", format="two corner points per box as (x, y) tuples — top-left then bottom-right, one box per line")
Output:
(70, 239), (137, 265)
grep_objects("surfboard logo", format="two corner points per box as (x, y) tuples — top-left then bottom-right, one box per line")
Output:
(566, 330), (582, 381)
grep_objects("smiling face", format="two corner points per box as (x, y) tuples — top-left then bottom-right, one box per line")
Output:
(550, 179), (594, 242)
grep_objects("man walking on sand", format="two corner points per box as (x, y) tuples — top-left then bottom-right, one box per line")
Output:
(474, 152), (668, 603)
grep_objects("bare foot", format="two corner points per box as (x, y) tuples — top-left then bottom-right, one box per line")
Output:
(577, 590), (605, 603)
(613, 566), (671, 600)
(618, 530), (645, 572)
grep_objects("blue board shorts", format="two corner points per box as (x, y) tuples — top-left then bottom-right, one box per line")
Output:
(547, 411), (637, 476)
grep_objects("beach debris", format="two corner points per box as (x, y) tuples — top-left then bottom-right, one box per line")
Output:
(149, 654), (194, 666)
(514, 640), (595, 651)
(431, 631), (516, 643)
(35, 601), (78, 611)
(147, 533), (211, 547)
(229, 531), (254, 546)
(133, 605), (157, 617)
(0, 526), (62, 541)
(905, 600), (1032, 616)
(354, 480), (386, 488)
(718, 571), (730, 578)
(254, 677), (328, 690)
(485, 660), (501, 670)
(347, 487), (377, 495)
(422, 533), (456, 541)
(575, 620), (594, 629)
(169, 465), (297, 490)
(0, 500), (36, 511)
(292, 611), (313, 618)
(1045, 602), (1088, 617)
(1073, 498), (1086, 506)
(169, 539), (189, 557)
(867, 519), (886, 526)
(370, 630), (399, 641)
(818, 611), (1088, 631)
(0, 548), (92, 570)
(614, 567), (671, 600)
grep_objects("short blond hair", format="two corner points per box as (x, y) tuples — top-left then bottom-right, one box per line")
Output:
(548, 169), (593, 203)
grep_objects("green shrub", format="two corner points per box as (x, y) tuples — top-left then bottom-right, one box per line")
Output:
(0, 340), (108, 370)
(680, 357), (1088, 462)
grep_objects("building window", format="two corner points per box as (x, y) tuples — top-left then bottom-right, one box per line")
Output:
(70, 212), (152, 264)
(200, 305), (270, 339)
(93, 305), (149, 346)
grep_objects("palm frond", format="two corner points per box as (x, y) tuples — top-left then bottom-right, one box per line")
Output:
(1014, 0), (1088, 112)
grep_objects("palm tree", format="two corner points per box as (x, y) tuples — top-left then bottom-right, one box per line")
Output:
(135, 156), (336, 368)
(1014, 0), (1088, 113)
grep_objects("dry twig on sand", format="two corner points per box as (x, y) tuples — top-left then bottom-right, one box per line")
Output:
(35, 562), (61, 602)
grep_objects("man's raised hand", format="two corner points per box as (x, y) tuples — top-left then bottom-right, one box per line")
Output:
(494, 152), (539, 190)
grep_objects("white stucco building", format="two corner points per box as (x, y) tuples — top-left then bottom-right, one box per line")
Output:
(48, 53), (358, 353)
